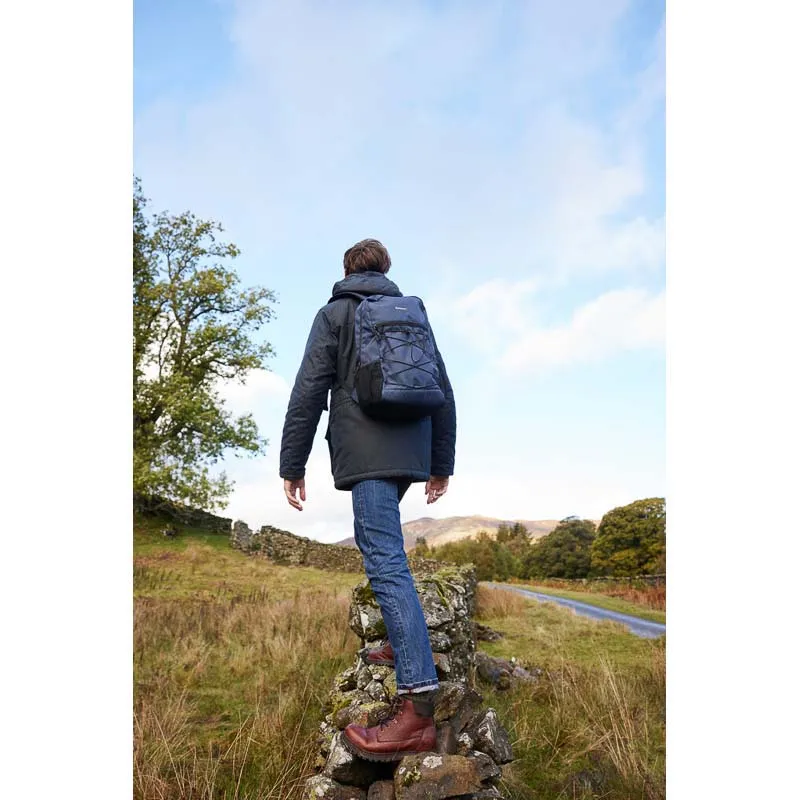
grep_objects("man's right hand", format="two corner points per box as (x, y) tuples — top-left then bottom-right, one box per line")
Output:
(425, 475), (449, 505)
(284, 478), (306, 511)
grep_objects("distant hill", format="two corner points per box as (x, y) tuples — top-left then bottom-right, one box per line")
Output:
(335, 515), (578, 551)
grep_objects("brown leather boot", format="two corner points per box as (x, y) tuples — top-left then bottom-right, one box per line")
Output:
(366, 639), (394, 665)
(342, 696), (436, 762)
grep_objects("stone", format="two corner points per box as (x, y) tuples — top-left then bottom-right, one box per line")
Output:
(368, 665), (393, 682)
(303, 774), (367, 800)
(464, 789), (506, 799)
(337, 668), (358, 692)
(365, 680), (388, 702)
(415, 580), (455, 628)
(230, 520), (253, 550)
(456, 731), (474, 756)
(394, 753), (490, 800)
(511, 665), (539, 683)
(333, 699), (391, 730)
(357, 667), (373, 691)
(468, 750), (502, 785)
(474, 653), (514, 690)
(349, 592), (387, 641)
(471, 709), (514, 765)
(428, 630), (452, 651)
(433, 681), (484, 734)
(433, 652), (451, 678)
(318, 720), (337, 756)
(323, 732), (385, 787)
(474, 622), (503, 642)
(435, 722), (458, 755)
(367, 780), (396, 800)
(325, 687), (372, 720)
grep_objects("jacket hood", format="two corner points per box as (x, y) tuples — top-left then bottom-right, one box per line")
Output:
(331, 271), (402, 298)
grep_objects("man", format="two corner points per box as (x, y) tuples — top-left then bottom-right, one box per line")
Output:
(280, 238), (456, 761)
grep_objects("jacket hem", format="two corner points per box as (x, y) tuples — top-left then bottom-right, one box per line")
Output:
(334, 469), (429, 491)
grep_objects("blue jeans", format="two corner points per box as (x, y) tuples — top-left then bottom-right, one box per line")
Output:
(351, 479), (439, 694)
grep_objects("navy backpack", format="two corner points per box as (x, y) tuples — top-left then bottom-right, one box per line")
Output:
(329, 291), (446, 421)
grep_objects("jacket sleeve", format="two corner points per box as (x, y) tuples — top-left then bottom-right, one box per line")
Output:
(280, 308), (338, 480)
(430, 336), (456, 477)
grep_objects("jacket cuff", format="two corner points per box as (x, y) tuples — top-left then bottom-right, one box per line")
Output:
(280, 469), (306, 480)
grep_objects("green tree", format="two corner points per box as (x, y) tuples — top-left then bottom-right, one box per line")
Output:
(523, 517), (596, 579)
(495, 524), (512, 544)
(497, 522), (531, 561)
(133, 179), (276, 510)
(414, 536), (431, 557)
(428, 529), (526, 581)
(591, 498), (666, 576)
(472, 531), (497, 580)
(492, 542), (519, 581)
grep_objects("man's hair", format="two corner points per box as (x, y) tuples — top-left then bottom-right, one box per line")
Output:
(343, 239), (392, 276)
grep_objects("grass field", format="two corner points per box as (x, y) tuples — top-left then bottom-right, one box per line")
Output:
(134, 516), (665, 800)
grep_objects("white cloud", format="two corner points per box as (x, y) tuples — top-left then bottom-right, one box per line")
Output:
(436, 279), (665, 375)
(500, 287), (665, 373)
(448, 278), (539, 353)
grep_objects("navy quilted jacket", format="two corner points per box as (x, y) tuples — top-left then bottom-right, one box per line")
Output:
(279, 271), (456, 490)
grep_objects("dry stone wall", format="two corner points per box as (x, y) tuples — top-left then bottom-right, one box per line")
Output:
(134, 494), (232, 533)
(306, 563), (515, 799)
(230, 521), (365, 572)
(231, 521), (448, 576)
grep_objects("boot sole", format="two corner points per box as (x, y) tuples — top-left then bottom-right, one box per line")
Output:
(365, 658), (395, 666)
(340, 731), (431, 763)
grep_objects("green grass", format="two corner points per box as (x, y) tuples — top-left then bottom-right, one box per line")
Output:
(479, 598), (661, 670)
(134, 516), (361, 601)
(499, 581), (667, 625)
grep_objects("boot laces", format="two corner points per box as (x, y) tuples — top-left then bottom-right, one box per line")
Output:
(376, 695), (405, 729)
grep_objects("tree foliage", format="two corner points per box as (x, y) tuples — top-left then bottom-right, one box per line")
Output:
(415, 504), (666, 582)
(414, 536), (431, 557)
(523, 517), (596, 579)
(421, 527), (525, 581)
(591, 498), (666, 576)
(133, 179), (276, 510)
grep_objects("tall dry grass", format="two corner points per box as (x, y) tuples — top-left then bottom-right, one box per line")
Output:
(497, 646), (665, 800)
(475, 583), (529, 618)
(134, 570), (359, 800)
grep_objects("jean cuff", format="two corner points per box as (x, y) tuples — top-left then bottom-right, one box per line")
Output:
(397, 682), (439, 694)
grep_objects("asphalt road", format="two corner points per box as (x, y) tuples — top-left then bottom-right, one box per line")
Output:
(483, 582), (667, 639)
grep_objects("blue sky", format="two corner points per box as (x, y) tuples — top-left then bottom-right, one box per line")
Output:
(134, 0), (665, 542)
